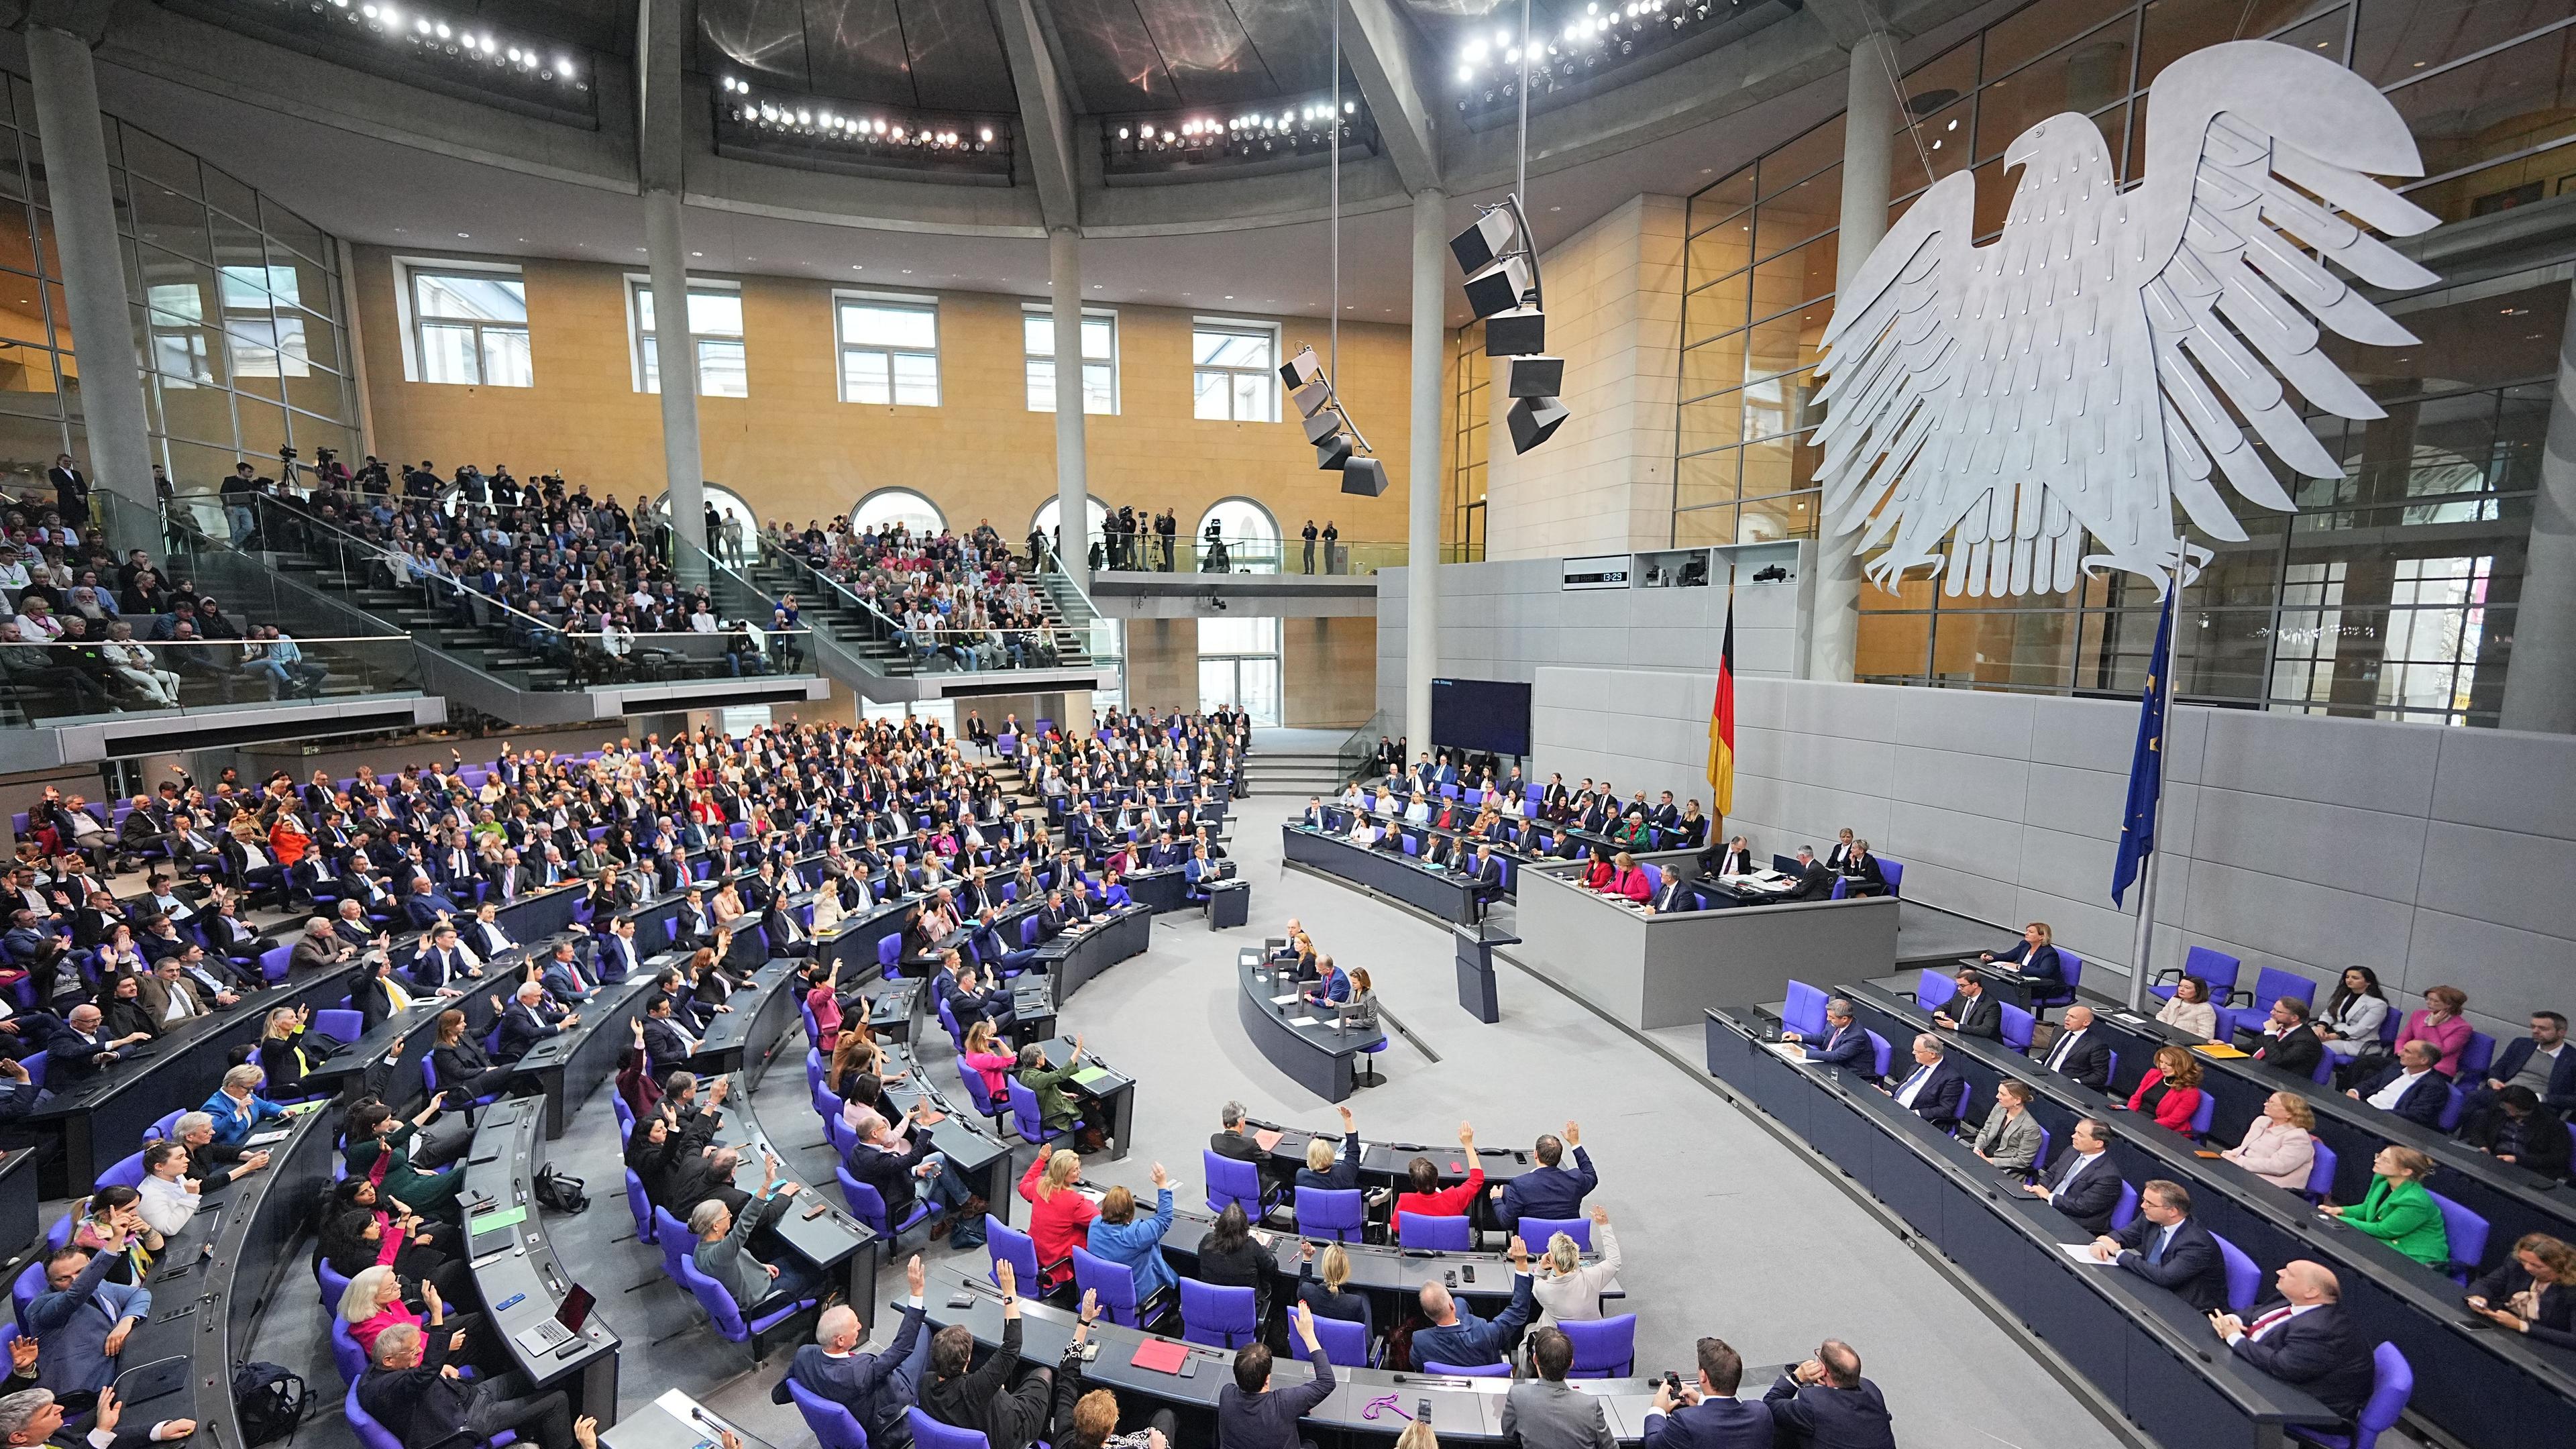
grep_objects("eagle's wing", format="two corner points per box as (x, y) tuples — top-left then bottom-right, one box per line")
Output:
(2129, 41), (2437, 544)
(1811, 170), (1976, 582)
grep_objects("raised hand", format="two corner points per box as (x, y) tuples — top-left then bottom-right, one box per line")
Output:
(1149, 1162), (1169, 1190)
(1563, 1121), (1581, 1147)
(1590, 1204), (1609, 1225)
(994, 1258), (1017, 1296)
(8, 1334), (37, 1372)
(906, 1254), (926, 1298)
(572, 1417), (599, 1449)
(1507, 1235), (1529, 1270)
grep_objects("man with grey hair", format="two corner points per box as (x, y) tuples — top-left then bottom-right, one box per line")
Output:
(1782, 998), (1870, 1069)
(692, 1150), (819, 1311)
(1878, 1034), (1966, 1130)
(769, 1255), (929, 1445)
(0, 1384), (195, 1449)
(356, 1321), (577, 1449)
(1208, 1101), (1265, 1173)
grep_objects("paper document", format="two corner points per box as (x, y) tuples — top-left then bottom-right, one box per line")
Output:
(1252, 1128), (1284, 1152)
(1270, 992), (1303, 1005)
(1768, 1042), (1810, 1063)
(1071, 1066), (1116, 1089)
(469, 1203), (529, 1234)
(1287, 1016), (1324, 1027)
(244, 1130), (291, 1146)
(2059, 1243), (2114, 1265)
(2192, 1043), (2249, 1059)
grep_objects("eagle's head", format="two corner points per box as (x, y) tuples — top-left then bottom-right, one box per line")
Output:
(2002, 113), (2115, 189)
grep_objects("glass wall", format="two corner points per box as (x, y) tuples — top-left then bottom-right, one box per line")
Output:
(0, 77), (362, 499)
(1674, 0), (2575, 726)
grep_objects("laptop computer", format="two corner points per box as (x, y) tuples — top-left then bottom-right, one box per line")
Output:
(511, 1284), (594, 1356)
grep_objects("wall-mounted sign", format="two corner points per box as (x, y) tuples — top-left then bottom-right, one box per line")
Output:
(1561, 555), (1631, 591)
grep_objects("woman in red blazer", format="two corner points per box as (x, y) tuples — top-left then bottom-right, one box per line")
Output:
(1582, 849), (1617, 892)
(2127, 1044), (2206, 1134)
(1017, 1147), (1097, 1288)
(1611, 850), (1653, 903)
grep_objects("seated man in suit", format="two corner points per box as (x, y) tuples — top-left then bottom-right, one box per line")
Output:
(535, 941), (594, 1004)
(691, 1154), (821, 1312)
(2025, 1117), (2125, 1234)
(1700, 835), (1754, 877)
(1879, 1034), (1967, 1131)
(2462, 1010), (2575, 1128)
(1763, 1340), (1895, 1449)
(1784, 998), (1872, 1070)
(1502, 1328), (1617, 1449)
(411, 924), (482, 992)
(1643, 1335), (1772, 1449)
(769, 1256), (930, 1448)
(2209, 1260), (2377, 1432)
(494, 980), (577, 1062)
(934, 952), (1013, 1033)
(1412, 1237), (1536, 1368)
(0, 1381), (199, 1449)
(2347, 1040), (2449, 1128)
(2027, 1003), (2112, 1087)
(290, 916), (356, 976)
(400, 879), (460, 929)
(1931, 969), (2002, 1039)
(2091, 1179), (2228, 1312)
(25, 1236), (150, 1395)
(639, 992), (698, 1076)
(45, 1004), (146, 1085)
(2248, 998), (2326, 1079)
(1785, 847), (1837, 902)
(1646, 865), (1697, 915)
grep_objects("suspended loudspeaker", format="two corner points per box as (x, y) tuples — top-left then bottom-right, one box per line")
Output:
(1507, 356), (1564, 398)
(1484, 307), (1545, 357)
(1507, 396), (1569, 454)
(1340, 457), (1389, 496)
(1450, 210), (1519, 275)
(1316, 433), (1354, 470)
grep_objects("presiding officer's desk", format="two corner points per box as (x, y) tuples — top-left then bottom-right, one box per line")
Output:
(462, 1096), (623, 1421)
(1835, 980), (2576, 1449)
(1236, 949), (1373, 1103)
(118, 1097), (339, 1449)
(1513, 853), (1897, 1030)
(1038, 901), (1154, 1006)
(918, 1264), (1663, 1442)
(2076, 1004), (2576, 1245)
(1282, 822), (1491, 925)
(1704, 1007), (2343, 1449)
(26, 954), (367, 1195)
(874, 1038), (1017, 1222)
(1150, 1205), (1623, 1311)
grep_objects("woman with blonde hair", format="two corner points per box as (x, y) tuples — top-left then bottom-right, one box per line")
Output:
(2324, 1144), (2449, 1267)
(959, 1017), (1015, 1104)
(1017, 1147), (1095, 1289)
(2220, 1091), (2320, 1191)
(1293, 1240), (1370, 1329)
(1531, 1204), (1624, 1325)
(2467, 1234), (2576, 1345)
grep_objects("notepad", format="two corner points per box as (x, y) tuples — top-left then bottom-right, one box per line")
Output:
(244, 1130), (291, 1146)
(1071, 1067), (1115, 1089)
(1768, 1042), (1809, 1062)
(1130, 1340), (1191, 1374)
(1253, 1128), (1284, 1152)
(1287, 1016), (1323, 1026)
(468, 1203), (529, 1234)
(2192, 1044), (2250, 1059)
(1270, 992), (1303, 1005)
(2059, 1243), (2114, 1265)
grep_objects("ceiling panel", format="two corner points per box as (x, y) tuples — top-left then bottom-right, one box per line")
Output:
(1046, 0), (1183, 109)
(899, 0), (1020, 113)
(1230, 0), (1336, 96)
(1133, 0), (1273, 105)
(800, 0), (918, 105)
(700, 0), (816, 88)
(464, 1), (633, 52)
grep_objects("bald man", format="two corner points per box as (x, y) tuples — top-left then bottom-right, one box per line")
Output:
(770, 1255), (928, 1445)
(1411, 1236), (1536, 1369)
(2210, 1260), (2376, 1428)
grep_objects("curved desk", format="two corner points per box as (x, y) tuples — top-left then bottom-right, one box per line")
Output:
(873, 1038), (1018, 1222)
(919, 1264), (1660, 1442)
(462, 1097), (623, 1420)
(1150, 1206), (1622, 1310)
(720, 1057), (881, 1306)
(1236, 951), (1372, 1103)
(1042, 902), (1154, 1006)
(1283, 824), (1487, 925)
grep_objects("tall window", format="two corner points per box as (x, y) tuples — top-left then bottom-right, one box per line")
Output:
(1198, 615), (1281, 725)
(631, 279), (747, 397)
(837, 296), (940, 406)
(408, 265), (530, 386)
(1024, 307), (1116, 413)
(1192, 322), (1277, 421)
(1197, 497), (1282, 572)
(220, 266), (311, 380)
(852, 487), (947, 537)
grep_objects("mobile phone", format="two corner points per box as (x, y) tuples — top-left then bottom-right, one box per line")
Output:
(947, 1291), (975, 1309)
(1461, 1265), (1475, 1283)
(803, 1199), (830, 1220)
(1443, 1270), (1456, 1288)
(1177, 1356), (1198, 1378)
(1417, 1399), (1433, 1424)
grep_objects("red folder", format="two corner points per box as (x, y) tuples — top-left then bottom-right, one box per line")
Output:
(1130, 1340), (1191, 1375)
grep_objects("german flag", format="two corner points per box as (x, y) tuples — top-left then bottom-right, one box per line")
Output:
(1707, 592), (1736, 816)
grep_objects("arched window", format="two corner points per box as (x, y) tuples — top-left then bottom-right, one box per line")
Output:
(655, 484), (759, 567)
(852, 486), (947, 539)
(1195, 496), (1282, 573)
(1030, 495), (1110, 564)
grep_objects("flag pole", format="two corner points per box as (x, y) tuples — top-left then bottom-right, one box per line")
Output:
(2123, 567), (2182, 1014)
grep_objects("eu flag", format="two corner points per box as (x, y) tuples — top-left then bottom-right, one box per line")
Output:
(2111, 588), (2178, 908)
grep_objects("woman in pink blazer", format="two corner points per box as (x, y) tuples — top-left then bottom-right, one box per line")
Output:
(2220, 1091), (2320, 1191)
(2394, 985), (2473, 1076)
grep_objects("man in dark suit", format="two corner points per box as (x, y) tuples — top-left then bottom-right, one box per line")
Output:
(2347, 1041), (2449, 1128)
(400, 879), (460, 930)
(1701, 837), (1754, 877)
(1787, 999), (1872, 1070)
(1931, 969), (2001, 1040)
(2037, 1005), (2115, 1089)
(536, 941), (594, 1004)
(639, 993), (698, 1076)
(770, 1254), (929, 1446)
(411, 924), (480, 991)
(2026, 1117), (2124, 1234)
(2211, 1261), (2376, 1430)
(1786, 847), (1837, 902)
(1646, 867), (1695, 915)
(2093, 1179), (2228, 1312)
(2249, 998), (2326, 1079)
(1762, 1340), (1894, 1449)
(1643, 1336), (1772, 1449)
(1880, 1035), (1966, 1130)
(494, 981), (576, 1062)
(2464, 1010), (2576, 1122)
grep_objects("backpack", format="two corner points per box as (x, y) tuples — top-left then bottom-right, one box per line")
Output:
(533, 1164), (588, 1214)
(232, 1362), (312, 1448)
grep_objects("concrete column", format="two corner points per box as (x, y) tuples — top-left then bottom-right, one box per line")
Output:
(1809, 28), (1898, 682)
(1405, 188), (1446, 751)
(24, 26), (154, 541)
(1049, 226), (1089, 588)
(644, 190), (705, 582)
(2501, 282), (2576, 733)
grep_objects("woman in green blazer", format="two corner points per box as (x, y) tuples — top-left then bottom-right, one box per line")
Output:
(342, 1093), (464, 1220)
(2323, 1145), (2450, 1268)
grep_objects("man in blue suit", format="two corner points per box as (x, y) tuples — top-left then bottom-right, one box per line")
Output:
(771, 1254), (930, 1446)
(1764, 1341), (1895, 1449)
(535, 941), (594, 1004)
(1878, 1036), (1968, 1132)
(2093, 1179), (2229, 1313)
(2348, 1042), (2450, 1128)
(1493, 1122), (1598, 1228)
(1786, 1000), (1872, 1069)
(2026, 1117), (2125, 1235)
(1412, 1237), (1536, 1368)
(1644, 1337), (1776, 1449)
(495, 981), (576, 1062)
(2211, 1261), (2376, 1430)
(401, 879), (461, 930)
(26, 1236), (152, 1393)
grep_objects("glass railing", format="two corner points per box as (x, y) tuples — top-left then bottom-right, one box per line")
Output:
(0, 633), (426, 724)
(769, 537), (1096, 676)
(1092, 535), (1407, 575)
(1333, 708), (1394, 784)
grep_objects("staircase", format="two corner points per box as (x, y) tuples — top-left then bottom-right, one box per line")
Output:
(1242, 741), (1360, 797)
(747, 542), (1099, 686)
(270, 553), (578, 692)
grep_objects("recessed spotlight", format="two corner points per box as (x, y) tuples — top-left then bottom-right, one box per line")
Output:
(456, 232), (470, 238)
(692, 252), (703, 257)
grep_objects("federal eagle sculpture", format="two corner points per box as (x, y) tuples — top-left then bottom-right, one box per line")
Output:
(1813, 40), (2440, 598)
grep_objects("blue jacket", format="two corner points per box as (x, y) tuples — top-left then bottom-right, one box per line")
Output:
(1084, 1185), (1179, 1303)
(1801, 1024), (1872, 1070)
(2356, 1062), (2450, 1128)
(1306, 967), (1350, 1007)
(1411, 1271), (1536, 1368)
(402, 893), (461, 928)
(1764, 1375), (1895, 1449)
(1497, 1148), (1597, 1228)
(1644, 1397), (1776, 1449)
(201, 1087), (286, 1145)
(27, 1248), (152, 1391)
(774, 1301), (928, 1444)
(1294, 1130), (1362, 1191)
(2486, 1037), (2576, 1113)
(1993, 940), (2063, 985)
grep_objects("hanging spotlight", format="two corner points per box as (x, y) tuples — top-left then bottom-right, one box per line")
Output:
(1453, 194), (1568, 454)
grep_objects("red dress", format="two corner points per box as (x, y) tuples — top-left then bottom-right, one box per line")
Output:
(1016, 1155), (1097, 1287)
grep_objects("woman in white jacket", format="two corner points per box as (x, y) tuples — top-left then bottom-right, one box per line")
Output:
(2220, 1091), (2320, 1192)
(1531, 1205), (1623, 1325)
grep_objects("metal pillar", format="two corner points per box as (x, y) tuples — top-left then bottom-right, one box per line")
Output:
(1049, 226), (1090, 588)
(1809, 29), (1898, 682)
(24, 26), (154, 540)
(637, 0), (703, 584)
(2501, 282), (2576, 733)
(1406, 188), (1447, 753)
